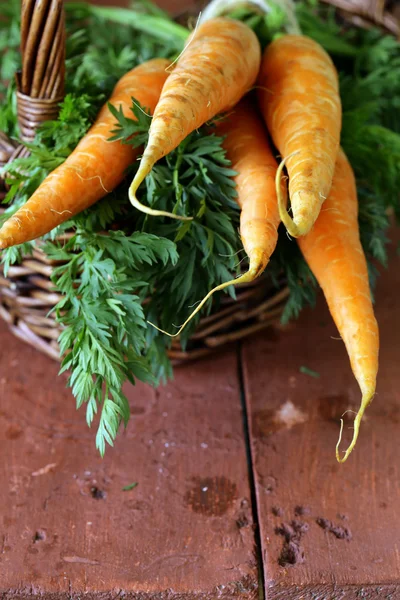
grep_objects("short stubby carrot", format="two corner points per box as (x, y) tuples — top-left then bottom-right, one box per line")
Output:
(149, 95), (284, 336)
(0, 58), (170, 249)
(297, 148), (379, 463)
(258, 34), (341, 237)
(129, 17), (261, 220)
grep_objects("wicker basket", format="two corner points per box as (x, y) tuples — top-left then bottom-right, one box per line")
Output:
(0, 0), (398, 363)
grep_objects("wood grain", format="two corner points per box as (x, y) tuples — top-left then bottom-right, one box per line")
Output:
(0, 331), (258, 598)
(242, 235), (400, 599)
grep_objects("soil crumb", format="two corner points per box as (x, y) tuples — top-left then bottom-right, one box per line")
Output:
(275, 519), (309, 566)
(272, 506), (283, 517)
(90, 486), (106, 500)
(294, 505), (310, 517)
(316, 517), (352, 541)
(337, 513), (349, 521)
(236, 513), (250, 529)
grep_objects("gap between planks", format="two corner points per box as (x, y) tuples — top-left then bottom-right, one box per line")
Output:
(236, 343), (266, 600)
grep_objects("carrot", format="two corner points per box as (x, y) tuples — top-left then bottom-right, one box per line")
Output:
(0, 58), (170, 249)
(129, 17), (261, 220)
(258, 34), (341, 238)
(296, 148), (379, 462)
(149, 95), (284, 336)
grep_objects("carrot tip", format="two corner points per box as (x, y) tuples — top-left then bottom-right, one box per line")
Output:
(149, 256), (265, 338)
(335, 391), (374, 463)
(129, 191), (193, 221)
(275, 152), (302, 237)
(0, 235), (11, 250)
(129, 162), (193, 221)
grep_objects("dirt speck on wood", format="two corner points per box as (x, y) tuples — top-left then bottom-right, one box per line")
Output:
(275, 519), (309, 567)
(316, 517), (352, 541)
(294, 505), (311, 517)
(272, 506), (283, 517)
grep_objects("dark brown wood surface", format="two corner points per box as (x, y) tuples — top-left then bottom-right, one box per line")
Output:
(242, 237), (400, 599)
(1, 245), (400, 598)
(0, 340), (257, 598)
(2, 237), (399, 599)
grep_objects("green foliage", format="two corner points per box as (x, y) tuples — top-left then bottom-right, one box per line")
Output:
(268, 230), (318, 323)
(0, 0), (20, 96)
(45, 229), (178, 455)
(122, 482), (138, 491)
(299, 365), (320, 378)
(107, 101), (153, 148)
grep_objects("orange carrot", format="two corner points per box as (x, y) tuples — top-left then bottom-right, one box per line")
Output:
(219, 96), (283, 280)
(149, 95), (284, 336)
(129, 18), (261, 220)
(297, 148), (379, 462)
(258, 35), (341, 237)
(0, 59), (170, 249)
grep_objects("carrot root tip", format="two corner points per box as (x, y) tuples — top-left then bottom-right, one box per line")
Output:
(129, 191), (193, 221)
(129, 162), (193, 221)
(149, 251), (266, 338)
(335, 391), (374, 463)
(0, 234), (12, 250)
(275, 152), (302, 237)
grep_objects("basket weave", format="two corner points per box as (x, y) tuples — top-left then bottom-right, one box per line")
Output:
(0, 0), (398, 362)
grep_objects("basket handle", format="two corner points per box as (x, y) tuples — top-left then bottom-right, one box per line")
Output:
(16, 0), (66, 143)
(321, 0), (399, 36)
(1, 0), (66, 193)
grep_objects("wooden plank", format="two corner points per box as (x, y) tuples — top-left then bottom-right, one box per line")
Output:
(0, 326), (258, 598)
(242, 236), (400, 599)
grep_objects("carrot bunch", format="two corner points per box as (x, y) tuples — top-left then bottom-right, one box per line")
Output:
(0, 6), (379, 463)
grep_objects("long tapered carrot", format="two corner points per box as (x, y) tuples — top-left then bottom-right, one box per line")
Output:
(149, 95), (284, 336)
(258, 34), (341, 238)
(129, 17), (261, 220)
(219, 96), (283, 280)
(0, 59), (170, 249)
(296, 148), (379, 462)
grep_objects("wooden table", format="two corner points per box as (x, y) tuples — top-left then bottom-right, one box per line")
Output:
(1, 231), (399, 598)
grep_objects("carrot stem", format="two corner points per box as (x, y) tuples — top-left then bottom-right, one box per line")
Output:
(87, 5), (189, 46)
(200, 0), (301, 34)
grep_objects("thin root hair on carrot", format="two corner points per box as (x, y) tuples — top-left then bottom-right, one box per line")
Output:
(50, 209), (73, 216)
(131, 100), (153, 118)
(76, 173), (110, 193)
(341, 409), (358, 417)
(234, 256), (248, 268)
(275, 152), (301, 238)
(187, 299), (202, 309)
(251, 84), (274, 94)
(335, 392), (374, 463)
(218, 248), (245, 258)
(165, 13), (201, 73)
